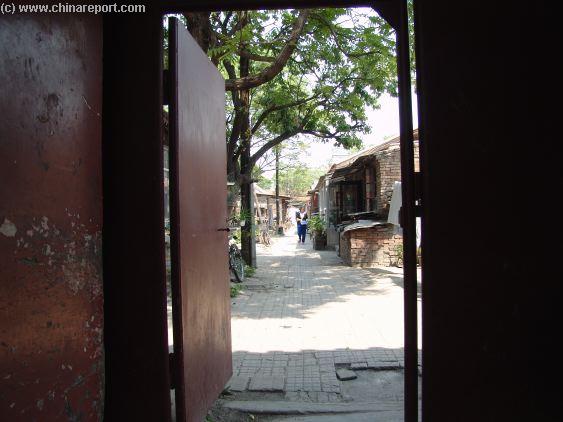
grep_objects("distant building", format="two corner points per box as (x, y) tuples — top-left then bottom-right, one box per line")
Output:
(253, 184), (291, 228)
(309, 130), (420, 266)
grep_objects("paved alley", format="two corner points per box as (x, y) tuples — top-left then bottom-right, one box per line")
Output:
(222, 233), (421, 411)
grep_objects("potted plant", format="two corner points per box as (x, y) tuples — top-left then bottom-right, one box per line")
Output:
(230, 209), (251, 227)
(308, 215), (327, 250)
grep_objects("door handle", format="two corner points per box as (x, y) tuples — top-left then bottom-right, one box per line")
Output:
(217, 228), (231, 232)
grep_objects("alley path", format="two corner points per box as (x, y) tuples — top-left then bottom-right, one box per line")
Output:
(225, 233), (421, 406)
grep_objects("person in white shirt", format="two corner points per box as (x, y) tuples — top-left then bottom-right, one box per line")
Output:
(295, 206), (308, 243)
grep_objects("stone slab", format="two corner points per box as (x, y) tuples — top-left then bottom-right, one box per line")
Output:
(366, 362), (401, 371)
(226, 375), (250, 392)
(248, 375), (285, 392)
(350, 362), (368, 370)
(336, 369), (357, 381)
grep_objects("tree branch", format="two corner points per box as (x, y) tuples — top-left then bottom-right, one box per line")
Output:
(227, 11), (249, 36)
(249, 130), (299, 169)
(248, 105), (314, 169)
(251, 93), (319, 135)
(225, 9), (310, 91)
(310, 12), (382, 59)
(222, 11), (233, 30)
(223, 60), (238, 94)
(223, 59), (245, 155)
(237, 49), (276, 63)
(301, 122), (363, 141)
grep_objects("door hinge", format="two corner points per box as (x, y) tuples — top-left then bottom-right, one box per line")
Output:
(169, 352), (176, 390)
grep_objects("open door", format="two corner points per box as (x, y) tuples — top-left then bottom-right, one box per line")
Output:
(168, 17), (232, 422)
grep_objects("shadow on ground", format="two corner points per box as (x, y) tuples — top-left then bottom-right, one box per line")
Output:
(232, 239), (408, 321)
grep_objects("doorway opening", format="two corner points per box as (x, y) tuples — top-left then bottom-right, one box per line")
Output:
(161, 3), (421, 421)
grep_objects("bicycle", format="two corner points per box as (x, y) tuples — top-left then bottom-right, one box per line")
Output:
(258, 222), (271, 246)
(228, 233), (245, 283)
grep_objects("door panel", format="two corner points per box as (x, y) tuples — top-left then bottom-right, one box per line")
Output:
(0, 15), (103, 421)
(168, 18), (232, 422)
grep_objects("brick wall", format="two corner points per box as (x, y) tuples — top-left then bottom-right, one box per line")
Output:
(374, 146), (401, 216)
(340, 224), (402, 267)
(372, 139), (419, 218)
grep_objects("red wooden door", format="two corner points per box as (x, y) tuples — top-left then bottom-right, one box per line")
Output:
(0, 15), (103, 421)
(168, 17), (232, 422)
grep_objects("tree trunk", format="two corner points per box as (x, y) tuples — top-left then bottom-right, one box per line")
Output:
(238, 55), (254, 266)
(239, 172), (253, 266)
(183, 12), (213, 52)
(240, 145), (254, 266)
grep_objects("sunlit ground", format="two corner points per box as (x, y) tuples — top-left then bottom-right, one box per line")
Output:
(230, 233), (422, 354)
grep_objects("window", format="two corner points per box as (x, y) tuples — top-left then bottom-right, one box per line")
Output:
(328, 184), (340, 225)
(365, 166), (376, 212)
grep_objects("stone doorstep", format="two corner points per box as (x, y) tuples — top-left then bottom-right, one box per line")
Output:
(222, 400), (404, 415)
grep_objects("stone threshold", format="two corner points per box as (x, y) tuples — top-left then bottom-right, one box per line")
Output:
(222, 400), (403, 415)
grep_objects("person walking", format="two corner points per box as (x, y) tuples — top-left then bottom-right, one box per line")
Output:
(295, 206), (308, 243)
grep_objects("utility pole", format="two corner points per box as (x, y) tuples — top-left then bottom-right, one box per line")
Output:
(275, 146), (283, 234)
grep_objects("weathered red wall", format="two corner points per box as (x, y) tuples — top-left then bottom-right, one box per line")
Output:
(0, 15), (104, 421)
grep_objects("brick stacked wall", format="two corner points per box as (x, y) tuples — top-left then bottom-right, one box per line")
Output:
(374, 140), (419, 217)
(340, 224), (402, 267)
(374, 147), (401, 217)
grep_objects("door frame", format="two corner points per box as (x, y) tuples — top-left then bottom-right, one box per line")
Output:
(102, 1), (418, 421)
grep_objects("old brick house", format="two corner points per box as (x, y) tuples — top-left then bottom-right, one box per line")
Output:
(311, 130), (419, 266)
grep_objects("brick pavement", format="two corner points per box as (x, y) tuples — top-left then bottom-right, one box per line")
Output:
(227, 234), (421, 402)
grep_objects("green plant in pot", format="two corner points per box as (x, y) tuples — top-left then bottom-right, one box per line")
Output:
(308, 215), (327, 250)
(235, 209), (252, 227)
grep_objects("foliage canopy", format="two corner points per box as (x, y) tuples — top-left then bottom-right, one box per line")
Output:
(182, 8), (398, 182)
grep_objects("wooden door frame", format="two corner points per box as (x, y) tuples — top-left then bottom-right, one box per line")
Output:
(102, 10), (171, 422)
(102, 1), (418, 421)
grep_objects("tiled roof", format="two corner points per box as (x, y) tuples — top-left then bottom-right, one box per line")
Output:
(328, 129), (419, 173)
(253, 183), (291, 199)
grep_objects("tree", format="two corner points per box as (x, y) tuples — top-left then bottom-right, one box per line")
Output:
(254, 141), (327, 198)
(278, 164), (325, 198)
(252, 167), (273, 190)
(182, 8), (397, 264)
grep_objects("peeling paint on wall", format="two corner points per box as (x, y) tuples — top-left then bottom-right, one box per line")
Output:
(0, 218), (17, 237)
(1, 213), (104, 420)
